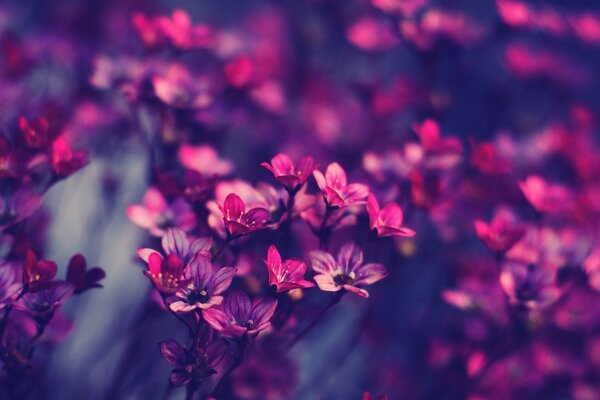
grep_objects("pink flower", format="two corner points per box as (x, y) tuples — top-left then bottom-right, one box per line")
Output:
(178, 144), (233, 177)
(138, 228), (213, 294)
(219, 193), (269, 237)
(261, 153), (318, 192)
(138, 227), (212, 265)
(127, 187), (197, 237)
(412, 119), (463, 169)
(51, 136), (88, 178)
(519, 175), (573, 213)
(264, 245), (314, 292)
(202, 291), (277, 339)
(347, 17), (399, 51)
(309, 242), (388, 298)
(169, 257), (236, 312)
(474, 208), (525, 253)
(152, 64), (214, 109)
(313, 162), (369, 207)
(366, 193), (415, 238)
(225, 55), (254, 88)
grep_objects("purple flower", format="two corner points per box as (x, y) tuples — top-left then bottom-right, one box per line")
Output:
(138, 228), (214, 294)
(366, 193), (416, 238)
(159, 339), (226, 386)
(66, 254), (106, 294)
(261, 153), (318, 192)
(265, 245), (314, 292)
(169, 257), (236, 312)
(309, 242), (388, 298)
(313, 162), (370, 207)
(16, 281), (74, 319)
(219, 193), (269, 237)
(138, 227), (212, 265)
(202, 291), (277, 339)
(127, 187), (197, 237)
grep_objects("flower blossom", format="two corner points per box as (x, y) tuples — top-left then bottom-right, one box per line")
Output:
(202, 291), (277, 339)
(169, 256), (236, 312)
(264, 245), (314, 292)
(23, 249), (57, 292)
(309, 242), (388, 298)
(474, 208), (525, 253)
(127, 187), (197, 237)
(66, 254), (106, 294)
(159, 339), (226, 386)
(137, 228), (212, 294)
(219, 193), (269, 237)
(313, 162), (369, 207)
(261, 153), (318, 192)
(366, 193), (415, 238)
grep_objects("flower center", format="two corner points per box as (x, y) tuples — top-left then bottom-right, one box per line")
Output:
(334, 274), (354, 286)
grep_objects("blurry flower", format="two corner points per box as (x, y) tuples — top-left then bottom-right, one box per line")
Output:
(202, 291), (277, 339)
(264, 245), (314, 292)
(310, 242), (388, 298)
(66, 254), (105, 294)
(153, 64), (215, 109)
(347, 17), (399, 51)
(500, 261), (560, 309)
(16, 281), (74, 319)
(261, 153), (318, 192)
(51, 136), (88, 178)
(363, 392), (389, 400)
(127, 188), (197, 237)
(169, 257), (236, 312)
(366, 193), (415, 238)
(519, 175), (573, 213)
(178, 144), (234, 177)
(225, 55), (254, 88)
(219, 193), (269, 237)
(474, 208), (525, 253)
(313, 163), (369, 207)
(413, 119), (463, 169)
(18, 116), (51, 149)
(159, 339), (226, 386)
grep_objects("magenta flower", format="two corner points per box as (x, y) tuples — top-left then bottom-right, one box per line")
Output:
(169, 257), (236, 312)
(23, 249), (57, 292)
(138, 227), (213, 265)
(127, 187), (197, 237)
(264, 245), (314, 292)
(143, 253), (185, 294)
(66, 254), (106, 294)
(261, 153), (318, 192)
(474, 208), (525, 253)
(366, 193), (416, 238)
(159, 339), (226, 386)
(18, 115), (51, 149)
(309, 242), (388, 298)
(313, 162), (369, 207)
(219, 193), (269, 237)
(178, 144), (233, 177)
(519, 175), (573, 213)
(202, 291), (277, 339)
(51, 136), (89, 178)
